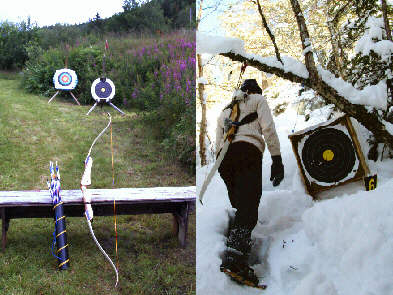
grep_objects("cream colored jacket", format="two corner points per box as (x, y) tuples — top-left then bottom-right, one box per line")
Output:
(216, 92), (281, 157)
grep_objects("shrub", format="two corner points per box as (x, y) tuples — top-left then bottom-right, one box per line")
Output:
(22, 44), (108, 103)
(0, 20), (37, 70)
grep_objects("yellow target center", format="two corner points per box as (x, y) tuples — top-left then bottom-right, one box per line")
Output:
(101, 87), (106, 92)
(323, 149), (334, 161)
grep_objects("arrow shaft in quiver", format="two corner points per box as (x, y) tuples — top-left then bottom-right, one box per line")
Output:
(53, 201), (70, 270)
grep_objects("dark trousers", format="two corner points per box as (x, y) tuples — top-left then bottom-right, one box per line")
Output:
(218, 141), (262, 232)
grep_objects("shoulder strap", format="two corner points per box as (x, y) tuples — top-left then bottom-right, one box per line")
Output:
(238, 112), (258, 126)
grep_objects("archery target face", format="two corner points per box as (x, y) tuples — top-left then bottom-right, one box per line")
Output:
(53, 69), (78, 90)
(299, 126), (359, 185)
(91, 78), (115, 102)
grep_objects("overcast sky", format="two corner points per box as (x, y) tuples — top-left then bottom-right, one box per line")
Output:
(0, 0), (124, 27)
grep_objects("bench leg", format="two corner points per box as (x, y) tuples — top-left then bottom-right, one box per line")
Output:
(2, 208), (6, 252)
(173, 203), (189, 248)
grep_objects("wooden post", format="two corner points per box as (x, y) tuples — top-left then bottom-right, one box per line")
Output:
(48, 91), (60, 104)
(345, 116), (370, 175)
(69, 92), (81, 105)
(173, 203), (189, 248)
(1, 208), (6, 252)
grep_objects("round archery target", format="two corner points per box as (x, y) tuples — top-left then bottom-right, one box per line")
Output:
(300, 127), (358, 184)
(91, 78), (115, 102)
(53, 69), (78, 90)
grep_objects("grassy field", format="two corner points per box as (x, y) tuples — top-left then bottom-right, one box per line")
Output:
(0, 74), (195, 295)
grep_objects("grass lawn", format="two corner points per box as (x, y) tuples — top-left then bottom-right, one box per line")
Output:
(0, 75), (195, 295)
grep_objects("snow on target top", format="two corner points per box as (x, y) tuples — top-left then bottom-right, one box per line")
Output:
(53, 69), (78, 90)
(91, 78), (116, 102)
(196, 31), (389, 110)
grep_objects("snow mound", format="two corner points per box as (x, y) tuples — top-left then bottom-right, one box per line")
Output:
(197, 172), (393, 295)
(197, 92), (393, 294)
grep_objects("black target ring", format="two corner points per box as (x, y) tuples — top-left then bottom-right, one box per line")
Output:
(94, 81), (113, 99)
(301, 128), (356, 183)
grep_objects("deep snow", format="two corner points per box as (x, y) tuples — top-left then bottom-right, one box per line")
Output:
(196, 83), (393, 295)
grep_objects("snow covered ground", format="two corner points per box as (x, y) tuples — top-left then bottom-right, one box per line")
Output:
(196, 85), (393, 294)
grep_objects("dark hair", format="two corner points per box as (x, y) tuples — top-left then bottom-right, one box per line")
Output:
(240, 79), (262, 94)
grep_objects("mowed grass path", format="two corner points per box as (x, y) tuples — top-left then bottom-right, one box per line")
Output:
(0, 75), (195, 295)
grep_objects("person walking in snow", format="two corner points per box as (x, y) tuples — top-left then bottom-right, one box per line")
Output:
(216, 79), (284, 286)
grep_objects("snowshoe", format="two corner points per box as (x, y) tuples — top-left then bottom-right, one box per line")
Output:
(221, 211), (267, 289)
(220, 257), (267, 289)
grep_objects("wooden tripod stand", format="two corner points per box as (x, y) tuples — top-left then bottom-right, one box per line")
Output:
(48, 90), (80, 105)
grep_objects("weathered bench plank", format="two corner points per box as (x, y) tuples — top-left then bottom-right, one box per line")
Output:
(0, 186), (196, 251)
(0, 187), (196, 206)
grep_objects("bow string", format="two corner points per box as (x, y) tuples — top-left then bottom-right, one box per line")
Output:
(80, 112), (119, 287)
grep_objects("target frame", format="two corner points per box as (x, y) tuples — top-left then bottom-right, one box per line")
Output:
(91, 78), (116, 102)
(53, 69), (78, 90)
(288, 115), (369, 198)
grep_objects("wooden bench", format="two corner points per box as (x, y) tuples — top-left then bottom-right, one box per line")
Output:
(0, 186), (195, 252)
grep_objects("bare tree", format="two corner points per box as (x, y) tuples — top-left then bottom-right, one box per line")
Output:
(325, 0), (349, 78)
(255, 0), (283, 64)
(381, 0), (392, 41)
(220, 0), (393, 149)
(197, 0), (208, 166)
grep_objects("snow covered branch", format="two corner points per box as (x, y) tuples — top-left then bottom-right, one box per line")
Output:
(221, 51), (308, 85)
(197, 29), (393, 148)
(220, 50), (393, 148)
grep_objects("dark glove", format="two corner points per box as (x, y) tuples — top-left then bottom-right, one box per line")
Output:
(224, 118), (232, 133)
(270, 155), (284, 186)
(224, 118), (240, 133)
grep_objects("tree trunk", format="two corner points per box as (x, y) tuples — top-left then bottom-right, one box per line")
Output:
(381, 0), (393, 110)
(381, 0), (392, 41)
(197, 0), (207, 166)
(196, 0), (204, 29)
(289, 0), (319, 83)
(197, 54), (207, 166)
(256, 0), (283, 64)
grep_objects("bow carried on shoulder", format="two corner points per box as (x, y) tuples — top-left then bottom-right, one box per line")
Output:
(80, 112), (119, 287)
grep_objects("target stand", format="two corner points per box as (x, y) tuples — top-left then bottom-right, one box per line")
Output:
(48, 69), (80, 105)
(289, 115), (373, 199)
(86, 77), (125, 116)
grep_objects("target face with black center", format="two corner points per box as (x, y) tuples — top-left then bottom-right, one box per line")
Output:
(301, 128), (356, 183)
(53, 69), (78, 90)
(91, 78), (115, 102)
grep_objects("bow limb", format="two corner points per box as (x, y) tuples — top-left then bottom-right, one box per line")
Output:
(86, 218), (119, 287)
(80, 112), (118, 286)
